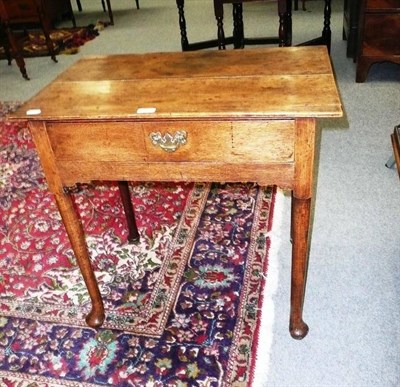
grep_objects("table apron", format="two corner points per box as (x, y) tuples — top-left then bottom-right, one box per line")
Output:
(36, 119), (297, 189)
(56, 160), (295, 189)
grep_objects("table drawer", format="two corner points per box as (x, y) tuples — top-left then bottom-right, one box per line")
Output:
(47, 120), (295, 164)
(45, 120), (295, 187)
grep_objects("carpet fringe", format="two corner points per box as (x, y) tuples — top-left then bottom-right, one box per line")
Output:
(251, 187), (285, 386)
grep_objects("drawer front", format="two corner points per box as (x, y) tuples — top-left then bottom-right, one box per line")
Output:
(363, 14), (400, 54)
(47, 120), (294, 164)
(366, 0), (400, 11)
(46, 120), (295, 187)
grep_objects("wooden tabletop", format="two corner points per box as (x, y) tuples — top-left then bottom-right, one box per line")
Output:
(13, 46), (342, 121)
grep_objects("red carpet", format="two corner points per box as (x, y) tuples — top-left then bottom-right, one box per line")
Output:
(0, 102), (279, 386)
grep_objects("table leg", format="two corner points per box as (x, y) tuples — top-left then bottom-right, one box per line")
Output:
(3, 22), (29, 80)
(290, 118), (316, 339)
(118, 181), (140, 243)
(290, 196), (311, 339)
(105, 0), (114, 25)
(28, 121), (105, 328)
(54, 190), (105, 328)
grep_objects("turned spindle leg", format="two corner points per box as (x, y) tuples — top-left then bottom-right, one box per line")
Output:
(214, 0), (226, 49)
(322, 0), (332, 53)
(278, 0), (292, 47)
(232, 3), (244, 48)
(176, 0), (190, 51)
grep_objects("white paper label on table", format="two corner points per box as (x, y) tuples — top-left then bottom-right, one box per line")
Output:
(136, 107), (157, 114)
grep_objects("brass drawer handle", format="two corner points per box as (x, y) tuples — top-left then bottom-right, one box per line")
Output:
(150, 130), (187, 153)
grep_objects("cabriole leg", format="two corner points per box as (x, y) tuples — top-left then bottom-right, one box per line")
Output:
(54, 190), (105, 328)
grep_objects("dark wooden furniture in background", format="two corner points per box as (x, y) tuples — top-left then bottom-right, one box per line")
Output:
(391, 124), (400, 179)
(213, 0), (291, 49)
(12, 46), (342, 339)
(356, 0), (400, 82)
(294, 0), (307, 11)
(176, 0), (291, 51)
(342, 0), (361, 59)
(41, 0), (75, 29)
(0, 0), (58, 80)
(78, 0), (113, 24)
(75, 0), (140, 25)
(176, 0), (332, 53)
(297, 0), (332, 52)
(0, 22), (12, 64)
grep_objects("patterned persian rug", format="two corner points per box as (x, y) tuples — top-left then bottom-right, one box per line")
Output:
(0, 102), (282, 386)
(0, 23), (106, 60)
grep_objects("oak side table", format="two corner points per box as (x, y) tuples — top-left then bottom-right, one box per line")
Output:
(12, 47), (342, 339)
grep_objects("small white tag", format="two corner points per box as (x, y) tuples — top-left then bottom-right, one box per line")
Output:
(26, 108), (42, 115)
(136, 107), (156, 114)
